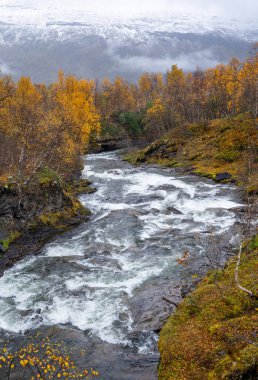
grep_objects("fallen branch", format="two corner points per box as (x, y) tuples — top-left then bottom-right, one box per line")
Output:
(235, 242), (257, 298)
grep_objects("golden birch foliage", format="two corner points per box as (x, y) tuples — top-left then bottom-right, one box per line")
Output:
(226, 58), (241, 115)
(139, 73), (153, 101)
(166, 65), (188, 126)
(0, 77), (43, 138)
(206, 65), (227, 114)
(144, 98), (166, 139)
(54, 72), (100, 151)
(0, 76), (14, 106)
(238, 52), (258, 117)
(0, 73), (101, 181)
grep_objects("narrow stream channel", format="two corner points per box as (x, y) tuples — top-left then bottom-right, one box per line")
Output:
(0, 151), (242, 379)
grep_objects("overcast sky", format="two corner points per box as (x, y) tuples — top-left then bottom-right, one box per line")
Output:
(1, 0), (258, 21)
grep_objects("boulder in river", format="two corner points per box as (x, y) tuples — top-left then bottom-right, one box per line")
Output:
(166, 207), (183, 215)
(129, 280), (182, 332)
(215, 172), (232, 181)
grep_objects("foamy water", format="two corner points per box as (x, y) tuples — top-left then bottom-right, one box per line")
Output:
(0, 151), (241, 351)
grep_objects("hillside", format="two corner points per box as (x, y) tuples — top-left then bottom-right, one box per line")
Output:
(0, 1), (257, 82)
(159, 236), (258, 379)
(125, 115), (258, 193)
(124, 113), (258, 379)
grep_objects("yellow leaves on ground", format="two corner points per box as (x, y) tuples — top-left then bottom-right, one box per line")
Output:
(0, 337), (99, 379)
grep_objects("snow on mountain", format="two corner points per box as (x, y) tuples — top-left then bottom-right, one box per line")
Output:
(0, 3), (257, 44)
(0, 1), (257, 82)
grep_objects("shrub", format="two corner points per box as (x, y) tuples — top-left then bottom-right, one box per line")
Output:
(37, 168), (61, 187)
(119, 112), (143, 138)
(217, 149), (240, 162)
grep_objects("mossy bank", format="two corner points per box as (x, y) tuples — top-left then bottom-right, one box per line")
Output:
(125, 114), (258, 193)
(124, 115), (258, 379)
(158, 236), (258, 379)
(0, 172), (95, 276)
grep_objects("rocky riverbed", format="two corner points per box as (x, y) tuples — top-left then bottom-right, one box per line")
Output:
(0, 151), (242, 379)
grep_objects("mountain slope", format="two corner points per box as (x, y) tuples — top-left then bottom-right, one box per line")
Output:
(0, 2), (257, 82)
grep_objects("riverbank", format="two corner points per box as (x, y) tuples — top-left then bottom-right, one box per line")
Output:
(123, 115), (258, 379)
(0, 177), (95, 276)
(0, 151), (243, 380)
(159, 235), (258, 379)
(124, 114), (258, 194)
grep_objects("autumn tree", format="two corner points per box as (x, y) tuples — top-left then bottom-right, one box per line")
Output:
(0, 77), (45, 182)
(238, 49), (258, 118)
(0, 72), (101, 184)
(138, 72), (164, 109)
(226, 58), (242, 116)
(186, 68), (207, 122)
(206, 64), (229, 118)
(165, 65), (187, 128)
(144, 98), (167, 141)
(53, 71), (100, 150)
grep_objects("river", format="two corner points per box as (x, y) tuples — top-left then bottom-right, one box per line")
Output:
(0, 151), (242, 379)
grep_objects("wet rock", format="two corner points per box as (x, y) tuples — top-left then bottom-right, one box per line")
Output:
(20, 309), (34, 317)
(130, 210), (149, 217)
(130, 280), (182, 332)
(5, 326), (158, 380)
(31, 315), (43, 323)
(87, 257), (122, 271)
(119, 312), (130, 322)
(156, 184), (177, 192)
(229, 206), (247, 214)
(215, 172), (232, 181)
(69, 262), (92, 272)
(151, 208), (160, 214)
(166, 207), (183, 215)
(127, 197), (146, 205)
(63, 255), (87, 262)
(108, 170), (121, 175)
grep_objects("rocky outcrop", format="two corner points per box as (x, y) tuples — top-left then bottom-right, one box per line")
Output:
(0, 179), (94, 275)
(130, 280), (182, 332)
(215, 172), (232, 181)
(89, 137), (131, 154)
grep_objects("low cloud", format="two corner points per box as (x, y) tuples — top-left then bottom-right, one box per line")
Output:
(0, 61), (14, 75)
(117, 50), (223, 74)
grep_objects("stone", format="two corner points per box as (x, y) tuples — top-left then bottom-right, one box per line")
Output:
(129, 280), (182, 332)
(215, 172), (232, 181)
(166, 207), (183, 215)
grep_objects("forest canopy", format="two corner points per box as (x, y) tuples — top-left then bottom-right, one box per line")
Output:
(0, 48), (257, 185)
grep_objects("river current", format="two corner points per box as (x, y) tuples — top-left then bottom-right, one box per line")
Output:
(0, 151), (242, 379)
